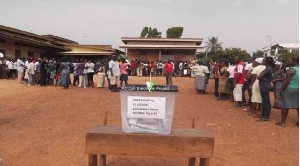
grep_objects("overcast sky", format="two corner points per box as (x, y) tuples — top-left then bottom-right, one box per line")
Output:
(0, 0), (298, 54)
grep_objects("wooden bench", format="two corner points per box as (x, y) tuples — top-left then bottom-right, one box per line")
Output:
(86, 126), (214, 166)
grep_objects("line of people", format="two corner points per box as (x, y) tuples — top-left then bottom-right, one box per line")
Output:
(207, 55), (299, 126)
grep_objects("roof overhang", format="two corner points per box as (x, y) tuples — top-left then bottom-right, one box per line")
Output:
(119, 45), (203, 49)
(121, 37), (203, 45)
(0, 27), (70, 51)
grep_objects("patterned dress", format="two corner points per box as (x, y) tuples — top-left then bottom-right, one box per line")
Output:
(272, 69), (284, 108)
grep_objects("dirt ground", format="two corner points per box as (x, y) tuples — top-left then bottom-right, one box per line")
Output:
(0, 75), (299, 166)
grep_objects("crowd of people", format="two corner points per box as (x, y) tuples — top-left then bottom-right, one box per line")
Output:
(202, 55), (299, 127)
(1, 54), (298, 127)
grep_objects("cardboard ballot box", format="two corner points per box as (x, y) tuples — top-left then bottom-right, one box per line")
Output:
(120, 84), (178, 135)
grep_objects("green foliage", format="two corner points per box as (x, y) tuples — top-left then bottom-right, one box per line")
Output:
(205, 36), (223, 52)
(196, 52), (206, 59)
(140, 27), (148, 38)
(139, 27), (161, 38)
(166, 27), (184, 38)
(252, 50), (264, 58)
(277, 52), (299, 62)
(198, 47), (251, 63)
(271, 44), (284, 49)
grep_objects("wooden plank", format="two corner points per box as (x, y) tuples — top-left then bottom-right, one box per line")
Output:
(86, 126), (214, 158)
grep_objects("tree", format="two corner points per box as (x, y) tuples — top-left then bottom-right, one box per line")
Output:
(277, 52), (299, 62)
(197, 47), (250, 63)
(205, 37), (223, 52)
(166, 27), (184, 38)
(252, 50), (264, 58)
(140, 27), (148, 38)
(140, 27), (161, 38)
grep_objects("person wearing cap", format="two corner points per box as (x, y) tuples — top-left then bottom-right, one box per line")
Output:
(248, 57), (265, 116)
(272, 61), (284, 109)
(109, 55), (120, 92)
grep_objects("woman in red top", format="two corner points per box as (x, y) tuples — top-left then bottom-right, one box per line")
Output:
(119, 59), (129, 86)
(164, 60), (173, 86)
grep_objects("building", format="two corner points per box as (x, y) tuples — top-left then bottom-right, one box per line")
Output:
(262, 43), (299, 58)
(119, 37), (203, 62)
(0, 25), (70, 60)
(0, 25), (122, 60)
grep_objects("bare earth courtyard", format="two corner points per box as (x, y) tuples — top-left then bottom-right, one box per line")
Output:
(0, 76), (298, 166)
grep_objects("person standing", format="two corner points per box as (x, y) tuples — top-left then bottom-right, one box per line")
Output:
(191, 60), (209, 94)
(130, 60), (136, 76)
(16, 57), (25, 83)
(275, 56), (299, 126)
(96, 62), (106, 88)
(249, 58), (264, 116)
(164, 60), (173, 86)
(86, 59), (95, 88)
(77, 59), (85, 88)
(105, 59), (111, 90)
(27, 58), (35, 86)
(272, 61), (285, 109)
(83, 59), (89, 88)
(242, 58), (254, 106)
(5, 58), (13, 79)
(226, 64), (236, 102)
(73, 59), (79, 86)
(257, 57), (275, 121)
(109, 55), (121, 92)
(119, 58), (129, 86)
(58, 59), (71, 89)
(39, 58), (47, 87)
(233, 55), (245, 107)
(211, 60), (220, 98)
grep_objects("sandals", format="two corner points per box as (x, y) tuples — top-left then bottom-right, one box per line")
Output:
(275, 122), (286, 127)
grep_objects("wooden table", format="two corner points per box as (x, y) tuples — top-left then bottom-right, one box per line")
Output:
(86, 126), (214, 166)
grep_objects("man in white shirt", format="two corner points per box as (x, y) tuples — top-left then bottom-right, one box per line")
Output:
(227, 65), (236, 101)
(5, 58), (13, 79)
(109, 55), (120, 92)
(16, 57), (25, 83)
(27, 58), (35, 86)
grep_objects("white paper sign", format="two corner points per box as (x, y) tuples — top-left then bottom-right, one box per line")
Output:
(127, 96), (166, 119)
